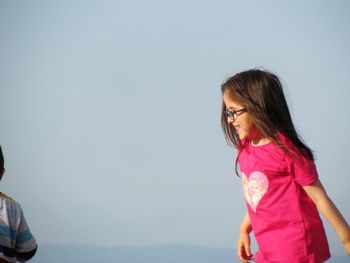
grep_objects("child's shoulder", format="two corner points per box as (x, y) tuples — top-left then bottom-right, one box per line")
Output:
(0, 192), (24, 218)
(0, 192), (20, 208)
(0, 192), (14, 201)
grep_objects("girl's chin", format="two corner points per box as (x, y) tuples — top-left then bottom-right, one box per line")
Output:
(238, 134), (248, 140)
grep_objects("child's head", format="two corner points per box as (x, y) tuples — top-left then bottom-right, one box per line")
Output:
(0, 145), (4, 179)
(0, 146), (4, 171)
(221, 68), (314, 160)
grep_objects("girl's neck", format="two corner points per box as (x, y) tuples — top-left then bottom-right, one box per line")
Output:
(251, 135), (271, 146)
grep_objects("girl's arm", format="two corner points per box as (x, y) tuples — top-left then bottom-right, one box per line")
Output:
(303, 179), (350, 255)
(237, 211), (253, 262)
(239, 211), (253, 234)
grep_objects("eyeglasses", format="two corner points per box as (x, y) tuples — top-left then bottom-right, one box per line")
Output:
(224, 108), (246, 120)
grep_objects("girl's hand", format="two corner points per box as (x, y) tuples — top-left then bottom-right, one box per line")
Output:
(344, 239), (350, 256)
(237, 230), (253, 262)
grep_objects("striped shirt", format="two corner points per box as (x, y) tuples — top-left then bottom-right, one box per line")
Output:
(0, 193), (37, 262)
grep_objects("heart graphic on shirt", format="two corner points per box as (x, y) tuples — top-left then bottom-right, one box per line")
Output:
(242, 172), (269, 212)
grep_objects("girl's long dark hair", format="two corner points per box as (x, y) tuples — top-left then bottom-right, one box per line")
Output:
(220, 69), (314, 173)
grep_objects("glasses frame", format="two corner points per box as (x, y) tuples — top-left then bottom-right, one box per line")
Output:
(224, 108), (246, 120)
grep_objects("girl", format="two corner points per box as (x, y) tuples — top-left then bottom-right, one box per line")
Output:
(220, 69), (350, 263)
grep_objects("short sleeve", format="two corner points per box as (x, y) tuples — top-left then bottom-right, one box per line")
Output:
(15, 208), (37, 254)
(286, 153), (318, 186)
(0, 196), (37, 262)
(277, 133), (318, 186)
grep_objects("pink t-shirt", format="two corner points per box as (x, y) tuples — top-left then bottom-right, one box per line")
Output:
(238, 134), (330, 263)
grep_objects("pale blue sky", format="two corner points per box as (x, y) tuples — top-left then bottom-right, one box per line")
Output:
(0, 0), (349, 256)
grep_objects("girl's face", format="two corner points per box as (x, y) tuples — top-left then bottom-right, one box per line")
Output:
(223, 91), (268, 145)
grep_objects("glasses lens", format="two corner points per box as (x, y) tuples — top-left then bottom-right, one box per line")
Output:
(225, 109), (233, 119)
(225, 108), (245, 120)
